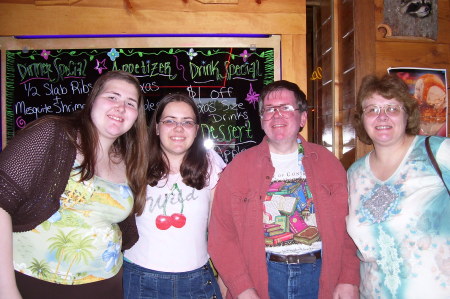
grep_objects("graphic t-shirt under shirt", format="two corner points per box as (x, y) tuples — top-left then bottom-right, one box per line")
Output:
(264, 149), (322, 256)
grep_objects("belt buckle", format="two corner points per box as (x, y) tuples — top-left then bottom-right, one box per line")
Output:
(294, 253), (317, 264)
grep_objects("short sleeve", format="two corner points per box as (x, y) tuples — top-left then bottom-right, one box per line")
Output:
(207, 149), (226, 189)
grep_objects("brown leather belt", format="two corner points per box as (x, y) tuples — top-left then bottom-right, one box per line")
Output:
(268, 251), (321, 264)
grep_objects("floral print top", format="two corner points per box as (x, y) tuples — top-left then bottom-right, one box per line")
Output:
(347, 135), (450, 299)
(13, 161), (133, 285)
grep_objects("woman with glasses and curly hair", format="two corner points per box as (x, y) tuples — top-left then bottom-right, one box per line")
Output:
(347, 74), (450, 298)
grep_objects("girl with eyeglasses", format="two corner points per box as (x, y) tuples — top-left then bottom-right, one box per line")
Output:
(122, 93), (225, 299)
(347, 74), (450, 298)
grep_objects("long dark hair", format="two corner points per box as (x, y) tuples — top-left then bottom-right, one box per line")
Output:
(143, 93), (209, 214)
(27, 71), (150, 214)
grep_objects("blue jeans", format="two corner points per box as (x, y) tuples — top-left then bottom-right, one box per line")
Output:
(123, 260), (222, 299)
(267, 254), (322, 299)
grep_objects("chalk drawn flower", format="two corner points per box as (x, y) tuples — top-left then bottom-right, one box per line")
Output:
(40, 50), (51, 60)
(187, 48), (198, 61)
(240, 50), (251, 62)
(94, 59), (108, 74)
(245, 83), (259, 109)
(107, 48), (120, 61)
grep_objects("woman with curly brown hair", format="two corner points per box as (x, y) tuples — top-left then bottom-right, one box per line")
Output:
(347, 73), (450, 298)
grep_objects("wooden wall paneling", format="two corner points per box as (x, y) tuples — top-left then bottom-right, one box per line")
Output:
(320, 82), (333, 148)
(0, 0), (32, 3)
(342, 69), (355, 109)
(320, 20), (333, 55)
(321, 49), (333, 85)
(340, 108), (356, 168)
(440, 1), (450, 44)
(312, 4), (322, 144)
(0, 0), (305, 12)
(320, 1), (332, 26)
(341, 31), (354, 72)
(281, 34), (307, 91)
(340, 0), (354, 35)
(354, 0), (376, 159)
(337, 0), (355, 167)
(281, 34), (308, 134)
(315, 85), (323, 118)
(322, 113), (333, 151)
(320, 80), (333, 115)
(315, 0), (333, 150)
(0, 1), (306, 35)
(333, 0), (342, 158)
(306, 5), (315, 140)
(375, 42), (449, 73)
(341, 68), (356, 168)
(315, 115), (324, 145)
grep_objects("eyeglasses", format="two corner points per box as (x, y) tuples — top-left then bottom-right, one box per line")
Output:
(260, 104), (300, 121)
(159, 119), (197, 129)
(362, 104), (404, 118)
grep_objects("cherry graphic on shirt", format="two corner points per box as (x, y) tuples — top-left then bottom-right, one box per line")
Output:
(155, 182), (186, 230)
(155, 215), (172, 230)
(171, 213), (186, 228)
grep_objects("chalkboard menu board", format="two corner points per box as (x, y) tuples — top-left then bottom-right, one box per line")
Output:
(5, 46), (275, 163)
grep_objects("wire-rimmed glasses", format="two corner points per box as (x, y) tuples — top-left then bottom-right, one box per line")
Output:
(260, 104), (300, 121)
(362, 104), (404, 118)
(159, 119), (197, 129)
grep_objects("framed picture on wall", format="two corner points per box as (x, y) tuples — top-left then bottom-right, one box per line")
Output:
(382, 0), (438, 40)
(388, 67), (448, 137)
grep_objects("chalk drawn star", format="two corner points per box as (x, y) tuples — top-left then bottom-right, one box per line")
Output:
(240, 50), (251, 62)
(94, 59), (108, 74)
(107, 48), (120, 61)
(40, 50), (51, 60)
(187, 48), (198, 61)
(245, 83), (259, 109)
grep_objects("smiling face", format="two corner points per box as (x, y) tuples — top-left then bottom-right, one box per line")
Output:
(260, 88), (306, 154)
(90, 79), (139, 143)
(362, 93), (408, 148)
(156, 101), (199, 160)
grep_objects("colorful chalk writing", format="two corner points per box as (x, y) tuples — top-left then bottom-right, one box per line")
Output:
(6, 47), (274, 163)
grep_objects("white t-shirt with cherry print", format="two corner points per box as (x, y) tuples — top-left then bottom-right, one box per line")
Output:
(124, 150), (225, 272)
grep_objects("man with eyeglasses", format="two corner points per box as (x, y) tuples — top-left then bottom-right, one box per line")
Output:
(208, 80), (359, 299)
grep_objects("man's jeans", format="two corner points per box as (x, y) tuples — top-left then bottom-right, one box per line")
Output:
(267, 254), (322, 299)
